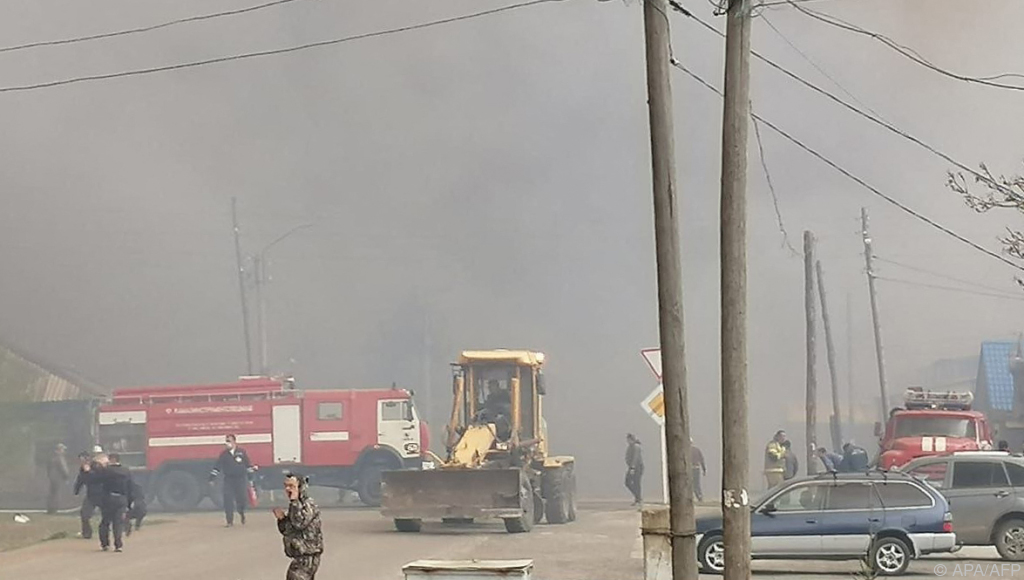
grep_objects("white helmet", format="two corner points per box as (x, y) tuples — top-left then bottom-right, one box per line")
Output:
(91, 445), (103, 454)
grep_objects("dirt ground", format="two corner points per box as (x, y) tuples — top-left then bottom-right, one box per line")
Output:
(0, 514), (80, 552)
(0, 503), (644, 580)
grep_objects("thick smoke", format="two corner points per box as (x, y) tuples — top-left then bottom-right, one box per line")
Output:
(0, 0), (1022, 497)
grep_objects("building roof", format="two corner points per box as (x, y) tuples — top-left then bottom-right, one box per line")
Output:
(0, 337), (105, 402)
(978, 341), (1016, 412)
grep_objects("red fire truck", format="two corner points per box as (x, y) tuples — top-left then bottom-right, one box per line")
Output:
(876, 388), (993, 470)
(95, 377), (429, 511)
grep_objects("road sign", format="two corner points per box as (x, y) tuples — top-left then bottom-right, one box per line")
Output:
(641, 383), (665, 425)
(641, 348), (662, 380)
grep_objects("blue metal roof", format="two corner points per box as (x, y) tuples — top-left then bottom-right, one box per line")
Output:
(981, 341), (1017, 412)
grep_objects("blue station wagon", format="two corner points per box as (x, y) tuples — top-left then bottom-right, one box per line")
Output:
(695, 472), (956, 575)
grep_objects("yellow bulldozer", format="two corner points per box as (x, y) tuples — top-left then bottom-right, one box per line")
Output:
(380, 349), (577, 533)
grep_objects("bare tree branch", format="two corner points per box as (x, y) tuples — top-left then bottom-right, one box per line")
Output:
(948, 161), (1024, 271)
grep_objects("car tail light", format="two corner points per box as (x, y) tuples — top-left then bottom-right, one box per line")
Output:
(943, 511), (953, 533)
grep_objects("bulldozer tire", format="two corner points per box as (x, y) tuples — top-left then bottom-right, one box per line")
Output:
(545, 486), (570, 524)
(566, 469), (578, 522)
(357, 464), (385, 507)
(442, 518), (475, 525)
(394, 519), (422, 533)
(504, 482), (535, 534)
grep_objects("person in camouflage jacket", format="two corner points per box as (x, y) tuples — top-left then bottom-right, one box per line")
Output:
(275, 473), (323, 580)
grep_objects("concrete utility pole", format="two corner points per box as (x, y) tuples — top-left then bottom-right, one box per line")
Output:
(719, 0), (753, 578)
(804, 231), (818, 475)
(232, 198), (254, 375)
(845, 294), (855, 428)
(861, 208), (890, 422)
(255, 255), (267, 375)
(641, 0), (696, 578)
(254, 223), (313, 377)
(816, 260), (843, 451)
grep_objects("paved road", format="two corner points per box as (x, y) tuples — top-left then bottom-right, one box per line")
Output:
(2, 503), (1021, 580)
(0, 504), (644, 580)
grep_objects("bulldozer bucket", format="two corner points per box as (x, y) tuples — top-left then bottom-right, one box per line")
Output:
(381, 468), (525, 521)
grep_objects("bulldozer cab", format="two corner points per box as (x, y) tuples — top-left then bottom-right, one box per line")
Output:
(448, 350), (546, 457)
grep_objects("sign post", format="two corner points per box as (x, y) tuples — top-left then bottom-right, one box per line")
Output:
(640, 349), (669, 504)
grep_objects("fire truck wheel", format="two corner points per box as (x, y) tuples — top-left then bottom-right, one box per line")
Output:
(157, 470), (203, 512)
(208, 479), (224, 509)
(357, 464), (385, 507)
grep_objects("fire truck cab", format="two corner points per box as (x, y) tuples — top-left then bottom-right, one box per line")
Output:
(96, 377), (428, 511)
(876, 388), (993, 470)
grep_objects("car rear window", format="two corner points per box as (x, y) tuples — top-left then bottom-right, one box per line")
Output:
(1005, 462), (1024, 486)
(824, 482), (875, 510)
(952, 461), (1009, 488)
(875, 482), (932, 508)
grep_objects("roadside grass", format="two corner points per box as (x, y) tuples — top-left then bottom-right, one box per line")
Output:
(0, 514), (172, 552)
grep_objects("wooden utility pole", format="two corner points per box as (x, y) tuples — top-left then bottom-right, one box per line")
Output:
(804, 231), (818, 475)
(861, 208), (891, 422)
(816, 260), (843, 451)
(719, 0), (752, 578)
(232, 197), (254, 375)
(641, 1), (695, 579)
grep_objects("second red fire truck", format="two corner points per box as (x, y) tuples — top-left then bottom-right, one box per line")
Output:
(876, 388), (993, 470)
(95, 377), (429, 510)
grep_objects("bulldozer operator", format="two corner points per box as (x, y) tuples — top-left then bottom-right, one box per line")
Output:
(476, 380), (513, 441)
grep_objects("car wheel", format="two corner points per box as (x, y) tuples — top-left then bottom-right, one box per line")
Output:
(697, 534), (725, 575)
(995, 518), (1024, 561)
(871, 536), (911, 576)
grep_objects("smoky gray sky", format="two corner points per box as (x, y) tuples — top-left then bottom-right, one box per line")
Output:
(1, 0), (1022, 496)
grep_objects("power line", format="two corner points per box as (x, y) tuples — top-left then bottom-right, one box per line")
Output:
(670, 57), (1024, 274)
(787, 2), (1024, 92)
(751, 104), (801, 257)
(0, 0), (309, 55)
(759, 14), (888, 123)
(873, 255), (1022, 297)
(874, 276), (1024, 303)
(669, 1), (1024, 203)
(0, 0), (565, 94)
(757, 0), (847, 6)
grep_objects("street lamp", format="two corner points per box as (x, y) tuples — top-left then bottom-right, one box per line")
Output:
(254, 223), (313, 376)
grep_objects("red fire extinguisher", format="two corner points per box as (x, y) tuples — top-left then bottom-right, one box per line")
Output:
(247, 466), (259, 508)
(247, 481), (258, 508)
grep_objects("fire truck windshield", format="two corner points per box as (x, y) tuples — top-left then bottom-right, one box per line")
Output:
(894, 416), (977, 439)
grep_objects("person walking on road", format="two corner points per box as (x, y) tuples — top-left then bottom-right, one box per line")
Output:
(275, 473), (323, 580)
(124, 479), (147, 536)
(98, 453), (134, 552)
(690, 438), (706, 502)
(764, 430), (787, 489)
(210, 434), (255, 527)
(46, 443), (70, 515)
(782, 440), (799, 480)
(814, 447), (844, 473)
(624, 433), (644, 506)
(74, 451), (106, 539)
